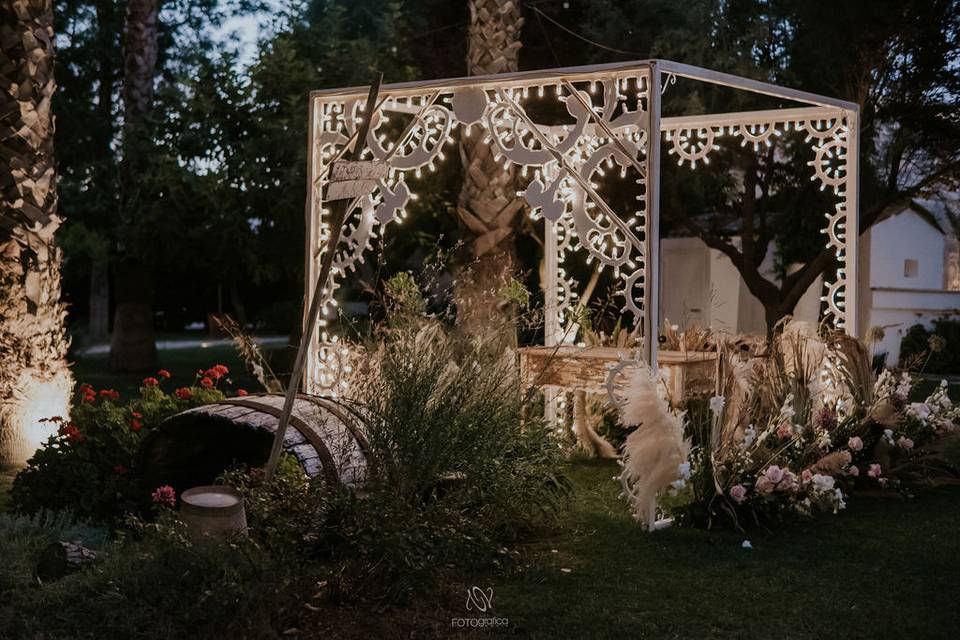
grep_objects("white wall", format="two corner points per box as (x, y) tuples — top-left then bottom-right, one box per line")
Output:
(661, 237), (823, 336)
(660, 237), (711, 327)
(868, 211), (945, 291)
(863, 289), (960, 365)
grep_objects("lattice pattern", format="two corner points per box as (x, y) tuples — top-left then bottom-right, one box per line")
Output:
(309, 70), (653, 391)
(305, 62), (860, 395)
(661, 113), (855, 330)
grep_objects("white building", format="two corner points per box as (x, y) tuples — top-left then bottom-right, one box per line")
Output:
(857, 202), (960, 364)
(660, 236), (822, 338)
(660, 201), (960, 363)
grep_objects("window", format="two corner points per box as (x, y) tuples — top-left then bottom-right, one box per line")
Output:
(904, 259), (919, 278)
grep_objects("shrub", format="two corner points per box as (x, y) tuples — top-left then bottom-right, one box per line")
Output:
(899, 319), (960, 373)
(11, 367), (239, 522)
(0, 511), (301, 640)
(329, 286), (567, 600)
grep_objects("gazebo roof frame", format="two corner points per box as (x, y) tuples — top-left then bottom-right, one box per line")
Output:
(304, 59), (860, 396)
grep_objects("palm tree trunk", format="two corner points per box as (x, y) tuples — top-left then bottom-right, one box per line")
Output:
(455, 0), (525, 334)
(0, 0), (74, 465)
(109, 0), (159, 371)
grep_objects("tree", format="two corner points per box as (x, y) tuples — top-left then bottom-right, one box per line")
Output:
(573, 0), (960, 332)
(54, 0), (123, 343)
(455, 0), (526, 329)
(0, 0), (74, 465)
(108, 0), (161, 371)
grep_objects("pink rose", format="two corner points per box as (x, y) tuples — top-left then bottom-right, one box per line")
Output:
(763, 465), (784, 484)
(898, 436), (914, 450)
(756, 476), (775, 494)
(848, 465), (859, 477)
(868, 463), (882, 478)
(777, 423), (793, 439)
(848, 436), (864, 451)
(729, 484), (747, 503)
(780, 470), (800, 492)
(801, 469), (813, 483)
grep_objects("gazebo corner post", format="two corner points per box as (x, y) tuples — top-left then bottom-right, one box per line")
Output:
(543, 217), (560, 428)
(644, 61), (662, 373)
(845, 105), (860, 338)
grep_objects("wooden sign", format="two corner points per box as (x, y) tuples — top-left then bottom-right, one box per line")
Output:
(325, 160), (388, 201)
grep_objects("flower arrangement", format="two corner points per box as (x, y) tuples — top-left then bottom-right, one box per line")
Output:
(618, 322), (960, 530)
(11, 365), (245, 521)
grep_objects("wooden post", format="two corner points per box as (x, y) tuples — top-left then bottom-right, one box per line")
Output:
(264, 72), (383, 483)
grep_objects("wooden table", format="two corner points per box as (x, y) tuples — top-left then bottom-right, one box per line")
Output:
(518, 345), (718, 407)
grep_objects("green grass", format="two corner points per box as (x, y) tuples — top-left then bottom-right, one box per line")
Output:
(70, 344), (279, 398)
(480, 461), (960, 639)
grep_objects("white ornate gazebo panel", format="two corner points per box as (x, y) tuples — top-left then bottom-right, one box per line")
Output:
(304, 60), (860, 396)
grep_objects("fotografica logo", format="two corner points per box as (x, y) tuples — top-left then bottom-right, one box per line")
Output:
(465, 586), (493, 612)
(452, 586), (508, 629)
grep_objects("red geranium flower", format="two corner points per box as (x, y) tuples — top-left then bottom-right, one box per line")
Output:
(174, 387), (192, 400)
(196, 368), (205, 376)
(142, 377), (159, 387)
(131, 411), (143, 419)
(114, 465), (128, 475)
(157, 369), (171, 379)
(99, 389), (120, 401)
(236, 389), (248, 397)
(129, 418), (142, 432)
(214, 364), (229, 376)
(200, 377), (214, 388)
(60, 423), (85, 444)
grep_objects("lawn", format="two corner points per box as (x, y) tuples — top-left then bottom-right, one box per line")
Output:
(6, 344), (960, 639)
(479, 461), (960, 639)
(70, 342), (279, 398)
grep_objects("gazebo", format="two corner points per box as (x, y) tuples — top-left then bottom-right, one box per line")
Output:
(303, 60), (860, 403)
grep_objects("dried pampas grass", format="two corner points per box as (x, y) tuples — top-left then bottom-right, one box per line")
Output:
(616, 366), (690, 530)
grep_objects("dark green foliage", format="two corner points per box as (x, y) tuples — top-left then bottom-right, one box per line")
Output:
(0, 512), (300, 640)
(11, 377), (230, 522)
(900, 319), (960, 373)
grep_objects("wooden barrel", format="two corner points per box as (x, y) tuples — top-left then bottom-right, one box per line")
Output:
(139, 394), (370, 495)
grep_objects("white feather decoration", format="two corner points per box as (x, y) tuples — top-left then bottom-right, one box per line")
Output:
(616, 366), (691, 530)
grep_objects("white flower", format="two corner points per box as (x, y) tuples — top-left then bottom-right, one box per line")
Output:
(779, 393), (796, 421)
(741, 425), (757, 449)
(677, 462), (691, 479)
(741, 540), (753, 549)
(895, 372), (912, 401)
(811, 474), (835, 493)
(883, 428), (895, 445)
(907, 403), (932, 423)
(833, 488), (847, 512)
(671, 478), (686, 491)
(709, 395), (726, 415)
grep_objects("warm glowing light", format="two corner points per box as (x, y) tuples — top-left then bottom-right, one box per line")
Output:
(2, 372), (72, 465)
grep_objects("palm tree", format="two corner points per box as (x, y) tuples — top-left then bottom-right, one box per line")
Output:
(0, 0), (74, 465)
(109, 0), (159, 371)
(456, 0), (525, 330)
